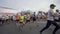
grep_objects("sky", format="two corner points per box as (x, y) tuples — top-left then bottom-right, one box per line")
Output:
(0, 0), (60, 13)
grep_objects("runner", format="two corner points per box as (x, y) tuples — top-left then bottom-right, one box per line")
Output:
(19, 13), (25, 32)
(2, 15), (6, 24)
(54, 9), (60, 22)
(37, 11), (42, 20)
(8, 16), (11, 23)
(0, 15), (3, 25)
(11, 16), (13, 22)
(32, 12), (36, 23)
(13, 15), (16, 22)
(40, 4), (60, 34)
(26, 14), (31, 24)
(6, 15), (9, 24)
(24, 14), (27, 23)
(59, 12), (60, 22)
(15, 14), (19, 23)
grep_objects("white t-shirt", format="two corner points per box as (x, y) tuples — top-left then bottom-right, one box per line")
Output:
(6, 16), (9, 19)
(47, 9), (54, 21)
(38, 13), (42, 17)
(27, 17), (30, 20)
(26, 15), (30, 20)
(13, 16), (16, 20)
(55, 12), (59, 20)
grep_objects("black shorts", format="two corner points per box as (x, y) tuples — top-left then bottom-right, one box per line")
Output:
(16, 19), (19, 21)
(6, 19), (9, 21)
(19, 22), (23, 23)
(54, 19), (59, 22)
(26, 20), (30, 22)
(33, 18), (36, 21)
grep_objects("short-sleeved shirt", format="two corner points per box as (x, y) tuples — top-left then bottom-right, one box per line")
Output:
(26, 15), (30, 20)
(32, 13), (36, 18)
(47, 9), (54, 21)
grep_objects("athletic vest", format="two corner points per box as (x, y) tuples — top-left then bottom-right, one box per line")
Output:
(16, 15), (19, 20)
(20, 16), (25, 22)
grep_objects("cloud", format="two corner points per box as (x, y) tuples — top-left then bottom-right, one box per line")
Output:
(0, 0), (60, 13)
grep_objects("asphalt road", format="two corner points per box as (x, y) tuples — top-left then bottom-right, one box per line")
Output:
(0, 19), (60, 34)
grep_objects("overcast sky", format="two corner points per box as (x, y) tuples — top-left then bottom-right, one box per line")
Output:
(0, 0), (60, 13)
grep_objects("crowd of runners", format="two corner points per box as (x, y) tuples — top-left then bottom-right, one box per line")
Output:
(0, 10), (47, 25)
(0, 4), (60, 34)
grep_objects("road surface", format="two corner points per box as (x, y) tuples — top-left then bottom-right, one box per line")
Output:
(0, 19), (60, 34)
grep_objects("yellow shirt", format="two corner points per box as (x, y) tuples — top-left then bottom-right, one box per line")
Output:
(20, 16), (25, 22)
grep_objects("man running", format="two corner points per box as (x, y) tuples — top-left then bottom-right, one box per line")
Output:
(15, 14), (19, 23)
(32, 12), (36, 23)
(54, 9), (60, 22)
(40, 4), (60, 34)
(5, 15), (9, 23)
(26, 14), (31, 24)
(37, 11), (42, 20)
(18, 13), (25, 32)
(2, 15), (6, 24)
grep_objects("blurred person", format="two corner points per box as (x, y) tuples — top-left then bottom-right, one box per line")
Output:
(24, 14), (27, 24)
(54, 9), (60, 22)
(8, 16), (11, 22)
(40, 4), (60, 34)
(0, 15), (3, 25)
(37, 11), (42, 20)
(15, 14), (20, 23)
(17, 13), (25, 32)
(2, 15), (6, 24)
(13, 15), (16, 21)
(42, 12), (47, 19)
(8, 16), (13, 23)
(32, 12), (37, 23)
(5, 15), (9, 23)
(9, 16), (12, 23)
(25, 14), (31, 24)
(59, 12), (60, 22)
(32, 12), (40, 28)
